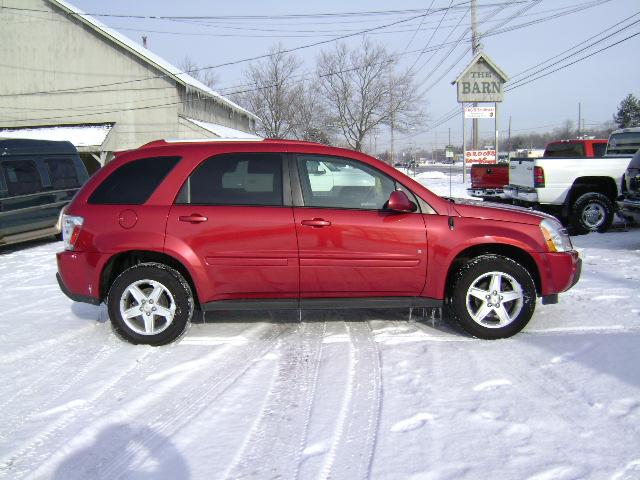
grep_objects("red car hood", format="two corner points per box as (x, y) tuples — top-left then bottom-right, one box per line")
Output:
(451, 199), (556, 225)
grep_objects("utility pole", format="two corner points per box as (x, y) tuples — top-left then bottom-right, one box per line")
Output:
(471, 0), (480, 150)
(389, 68), (395, 165)
(508, 116), (512, 157)
(578, 102), (582, 138)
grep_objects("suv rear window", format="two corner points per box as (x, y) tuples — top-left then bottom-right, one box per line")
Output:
(88, 156), (180, 205)
(606, 133), (640, 156)
(544, 142), (585, 157)
(177, 153), (283, 206)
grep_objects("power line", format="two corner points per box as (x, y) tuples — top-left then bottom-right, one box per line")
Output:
(0, 3), (523, 20)
(509, 12), (640, 87)
(0, 1), (475, 99)
(505, 30), (640, 91)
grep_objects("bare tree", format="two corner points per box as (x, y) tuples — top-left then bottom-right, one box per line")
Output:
(291, 81), (334, 144)
(234, 46), (303, 139)
(179, 55), (218, 90)
(317, 40), (423, 151)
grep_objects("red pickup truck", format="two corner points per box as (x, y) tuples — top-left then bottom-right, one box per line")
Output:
(467, 139), (607, 201)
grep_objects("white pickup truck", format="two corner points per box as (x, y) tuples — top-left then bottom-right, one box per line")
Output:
(504, 127), (640, 234)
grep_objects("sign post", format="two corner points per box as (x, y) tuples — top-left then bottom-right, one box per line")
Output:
(453, 52), (508, 183)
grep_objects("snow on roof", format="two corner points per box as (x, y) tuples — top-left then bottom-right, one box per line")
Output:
(0, 123), (113, 147)
(47, 0), (258, 121)
(181, 117), (262, 140)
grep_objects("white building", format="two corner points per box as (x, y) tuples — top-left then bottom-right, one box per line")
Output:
(0, 0), (259, 172)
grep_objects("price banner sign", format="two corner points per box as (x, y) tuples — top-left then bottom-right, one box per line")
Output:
(464, 149), (496, 164)
(464, 106), (495, 119)
(445, 145), (454, 158)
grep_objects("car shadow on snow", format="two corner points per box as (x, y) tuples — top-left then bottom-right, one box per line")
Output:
(0, 237), (60, 255)
(514, 331), (640, 389)
(52, 422), (190, 480)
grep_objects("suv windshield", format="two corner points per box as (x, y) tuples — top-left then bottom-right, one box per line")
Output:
(606, 133), (640, 156)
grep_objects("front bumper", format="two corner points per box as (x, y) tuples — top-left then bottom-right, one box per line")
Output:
(503, 185), (538, 203)
(537, 250), (582, 297)
(617, 197), (640, 222)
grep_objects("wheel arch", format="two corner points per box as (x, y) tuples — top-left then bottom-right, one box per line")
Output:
(99, 250), (200, 306)
(567, 176), (618, 206)
(443, 243), (541, 300)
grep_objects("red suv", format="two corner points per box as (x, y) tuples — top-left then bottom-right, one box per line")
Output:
(56, 139), (581, 345)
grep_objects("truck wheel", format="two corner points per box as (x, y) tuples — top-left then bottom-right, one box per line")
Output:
(570, 192), (614, 234)
(107, 263), (194, 345)
(447, 255), (536, 339)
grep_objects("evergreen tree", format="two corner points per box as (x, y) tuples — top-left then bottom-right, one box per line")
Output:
(613, 94), (640, 128)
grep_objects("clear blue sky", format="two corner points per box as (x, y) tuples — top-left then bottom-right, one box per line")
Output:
(68, 0), (640, 151)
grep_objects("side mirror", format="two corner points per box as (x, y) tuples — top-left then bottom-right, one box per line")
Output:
(386, 190), (416, 213)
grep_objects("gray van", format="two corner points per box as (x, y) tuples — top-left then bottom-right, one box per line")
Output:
(0, 139), (89, 246)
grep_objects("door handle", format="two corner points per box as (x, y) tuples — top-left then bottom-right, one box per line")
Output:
(179, 214), (208, 224)
(301, 218), (331, 228)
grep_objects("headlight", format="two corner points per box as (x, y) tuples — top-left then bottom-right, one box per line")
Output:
(540, 218), (573, 252)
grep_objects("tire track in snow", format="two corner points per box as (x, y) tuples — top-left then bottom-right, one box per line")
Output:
(0, 324), (97, 365)
(0, 343), (123, 442)
(319, 320), (382, 480)
(0, 346), (162, 478)
(1, 322), (264, 479)
(222, 321), (326, 480)
(93, 322), (292, 480)
(0, 328), (118, 415)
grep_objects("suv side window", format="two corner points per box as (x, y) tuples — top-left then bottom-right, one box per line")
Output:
(297, 155), (395, 210)
(2, 160), (42, 196)
(89, 156), (180, 205)
(592, 142), (606, 158)
(177, 153), (283, 206)
(45, 157), (79, 190)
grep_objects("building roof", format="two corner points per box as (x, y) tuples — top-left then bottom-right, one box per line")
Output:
(0, 123), (113, 147)
(47, 0), (258, 121)
(180, 116), (262, 140)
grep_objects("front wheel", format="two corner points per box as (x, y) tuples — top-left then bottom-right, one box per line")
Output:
(447, 255), (537, 339)
(570, 192), (614, 234)
(107, 263), (194, 345)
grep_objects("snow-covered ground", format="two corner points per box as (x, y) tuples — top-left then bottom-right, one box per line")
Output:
(1, 174), (639, 480)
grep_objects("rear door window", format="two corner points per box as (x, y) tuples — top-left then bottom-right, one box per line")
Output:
(177, 153), (283, 206)
(88, 156), (180, 205)
(45, 157), (79, 190)
(2, 160), (42, 196)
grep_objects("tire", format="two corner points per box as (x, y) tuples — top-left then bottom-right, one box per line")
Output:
(446, 255), (537, 340)
(570, 192), (614, 235)
(107, 262), (194, 345)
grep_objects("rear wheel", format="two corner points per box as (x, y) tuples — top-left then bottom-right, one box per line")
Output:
(570, 192), (614, 234)
(447, 255), (537, 339)
(107, 263), (194, 345)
